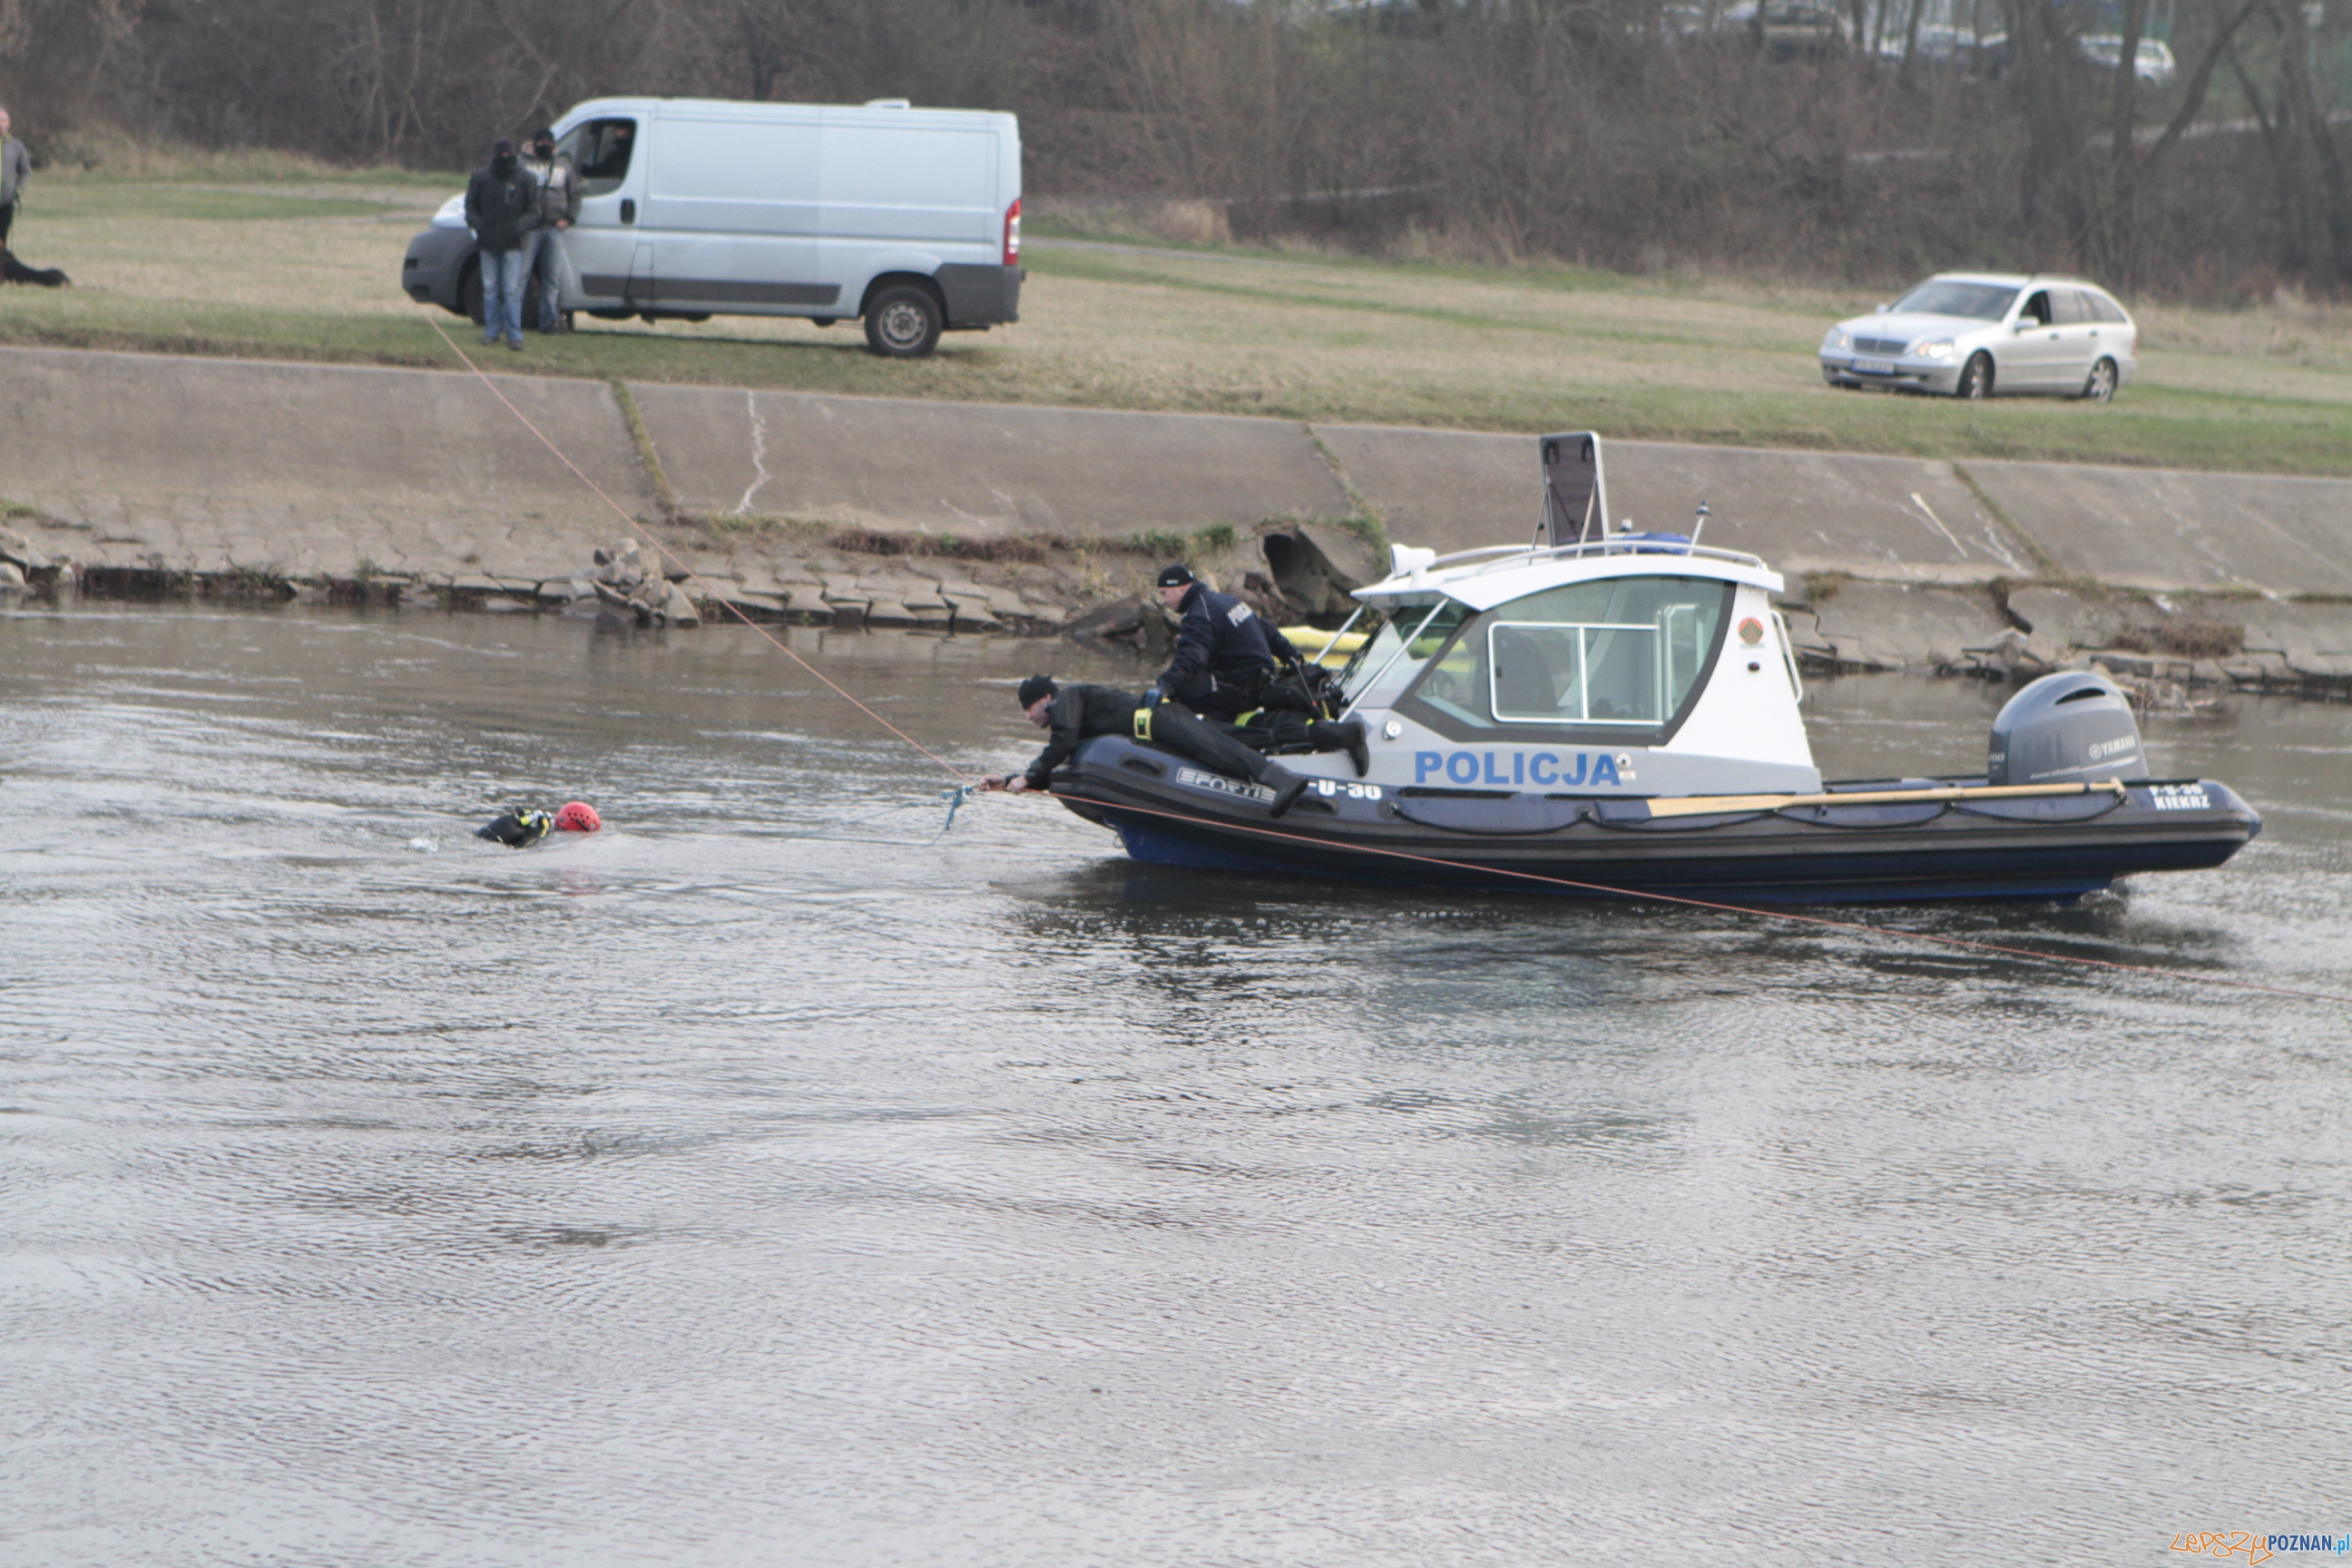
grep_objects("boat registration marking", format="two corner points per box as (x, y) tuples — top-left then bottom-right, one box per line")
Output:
(2149, 783), (2211, 810)
(1176, 767), (1277, 805)
(1311, 780), (1383, 800)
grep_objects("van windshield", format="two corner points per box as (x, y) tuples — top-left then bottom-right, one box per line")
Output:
(561, 118), (638, 197)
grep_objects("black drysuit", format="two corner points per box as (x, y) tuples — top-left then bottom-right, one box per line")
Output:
(1022, 684), (1299, 795)
(1155, 584), (1300, 719)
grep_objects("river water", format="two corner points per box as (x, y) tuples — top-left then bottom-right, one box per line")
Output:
(3, 604), (2346, 1567)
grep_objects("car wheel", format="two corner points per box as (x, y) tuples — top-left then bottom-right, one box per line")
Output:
(1959, 352), (1993, 400)
(462, 263), (485, 328)
(864, 285), (943, 358)
(2082, 358), (2118, 403)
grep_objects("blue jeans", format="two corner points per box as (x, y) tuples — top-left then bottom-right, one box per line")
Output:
(524, 229), (564, 330)
(481, 247), (529, 345)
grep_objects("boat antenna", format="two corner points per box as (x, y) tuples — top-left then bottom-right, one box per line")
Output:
(1690, 501), (1710, 548)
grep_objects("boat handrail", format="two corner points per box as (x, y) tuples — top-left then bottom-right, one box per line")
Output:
(1424, 539), (1773, 578)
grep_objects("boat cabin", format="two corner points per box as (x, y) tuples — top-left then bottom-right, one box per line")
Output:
(1311, 439), (1819, 796)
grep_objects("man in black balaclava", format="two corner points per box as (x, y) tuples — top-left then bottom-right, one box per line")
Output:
(463, 136), (540, 350)
(982, 675), (1313, 819)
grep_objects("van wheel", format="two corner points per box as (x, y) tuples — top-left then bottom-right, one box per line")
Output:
(865, 286), (943, 358)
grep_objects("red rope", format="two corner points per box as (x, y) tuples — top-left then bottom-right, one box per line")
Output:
(415, 308), (974, 783)
(1060, 791), (2349, 1006)
(416, 309), (2335, 1008)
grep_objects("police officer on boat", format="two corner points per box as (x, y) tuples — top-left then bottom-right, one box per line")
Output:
(1150, 564), (1299, 721)
(982, 674), (1313, 818)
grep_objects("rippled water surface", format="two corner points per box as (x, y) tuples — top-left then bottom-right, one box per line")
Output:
(3, 605), (2347, 1567)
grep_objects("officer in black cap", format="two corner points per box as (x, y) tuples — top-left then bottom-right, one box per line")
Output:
(982, 674), (1313, 818)
(1150, 564), (1301, 720)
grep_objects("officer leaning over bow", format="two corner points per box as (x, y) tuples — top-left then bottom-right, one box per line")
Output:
(1149, 564), (1302, 721)
(981, 675), (1315, 819)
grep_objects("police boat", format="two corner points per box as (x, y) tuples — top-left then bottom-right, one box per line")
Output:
(1045, 432), (2261, 904)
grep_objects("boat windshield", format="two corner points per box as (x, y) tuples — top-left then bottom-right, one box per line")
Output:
(1340, 602), (1470, 714)
(1396, 574), (1732, 742)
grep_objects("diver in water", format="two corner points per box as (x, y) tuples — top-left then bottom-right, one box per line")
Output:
(982, 675), (1315, 818)
(476, 800), (603, 847)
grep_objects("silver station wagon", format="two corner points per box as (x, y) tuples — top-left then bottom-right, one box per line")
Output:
(1819, 273), (2138, 401)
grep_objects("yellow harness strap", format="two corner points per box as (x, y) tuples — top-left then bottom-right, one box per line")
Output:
(1132, 707), (1154, 742)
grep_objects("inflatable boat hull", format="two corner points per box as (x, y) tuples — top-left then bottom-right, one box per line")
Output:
(1051, 737), (2261, 905)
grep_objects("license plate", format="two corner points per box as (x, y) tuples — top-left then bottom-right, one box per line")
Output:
(1853, 357), (1896, 374)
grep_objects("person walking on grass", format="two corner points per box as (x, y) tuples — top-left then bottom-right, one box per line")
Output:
(1, 106), (29, 248)
(464, 136), (539, 351)
(519, 127), (580, 333)
(0, 104), (66, 288)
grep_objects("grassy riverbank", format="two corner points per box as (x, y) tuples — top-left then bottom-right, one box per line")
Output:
(5, 169), (2351, 476)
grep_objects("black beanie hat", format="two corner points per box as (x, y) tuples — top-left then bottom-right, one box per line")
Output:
(1016, 674), (1056, 708)
(1154, 563), (1197, 588)
(493, 137), (516, 158)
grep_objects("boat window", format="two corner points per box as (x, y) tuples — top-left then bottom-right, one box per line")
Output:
(560, 118), (638, 197)
(1341, 602), (1469, 714)
(1395, 575), (1730, 741)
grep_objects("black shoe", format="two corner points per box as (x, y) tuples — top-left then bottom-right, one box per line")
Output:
(1267, 770), (1310, 820)
(1315, 719), (1370, 779)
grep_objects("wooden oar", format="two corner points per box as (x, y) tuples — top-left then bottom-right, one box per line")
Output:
(1642, 779), (2127, 818)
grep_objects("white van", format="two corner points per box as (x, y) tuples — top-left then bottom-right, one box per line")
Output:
(402, 97), (1023, 358)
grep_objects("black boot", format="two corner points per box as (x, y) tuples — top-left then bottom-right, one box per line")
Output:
(1311, 719), (1369, 779)
(1265, 766), (1311, 819)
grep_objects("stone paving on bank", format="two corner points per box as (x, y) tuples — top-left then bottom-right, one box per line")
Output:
(4, 345), (2347, 692)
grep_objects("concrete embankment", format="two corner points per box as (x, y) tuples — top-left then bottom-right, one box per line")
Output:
(4, 345), (2348, 693)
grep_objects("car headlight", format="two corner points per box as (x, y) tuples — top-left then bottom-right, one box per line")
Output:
(1912, 338), (1955, 360)
(1823, 328), (1851, 352)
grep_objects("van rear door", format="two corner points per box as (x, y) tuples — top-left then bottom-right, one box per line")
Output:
(643, 109), (835, 314)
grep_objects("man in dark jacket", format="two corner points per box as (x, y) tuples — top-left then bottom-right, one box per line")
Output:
(982, 675), (1313, 818)
(519, 126), (580, 333)
(1151, 564), (1301, 720)
(463, 137), (539, 350)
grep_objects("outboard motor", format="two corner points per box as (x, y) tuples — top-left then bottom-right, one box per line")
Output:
(1987, 671), (2149, 786)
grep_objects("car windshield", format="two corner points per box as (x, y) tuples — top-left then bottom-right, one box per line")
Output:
(1889, 280), (2019, 321)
